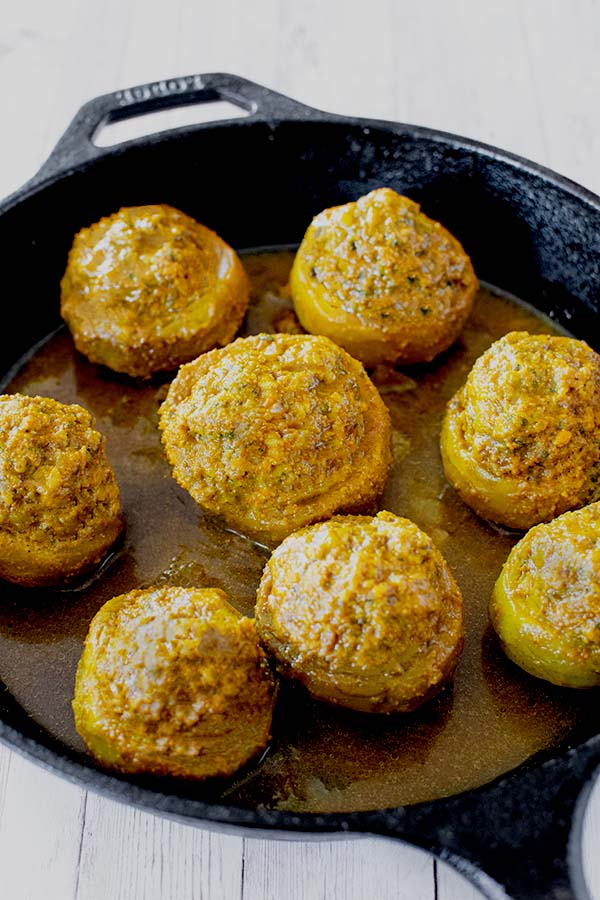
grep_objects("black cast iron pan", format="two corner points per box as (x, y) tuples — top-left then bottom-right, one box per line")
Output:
(1, 73), (600, 900)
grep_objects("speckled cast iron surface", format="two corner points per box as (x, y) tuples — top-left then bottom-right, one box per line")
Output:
(0, 74), (599, 900)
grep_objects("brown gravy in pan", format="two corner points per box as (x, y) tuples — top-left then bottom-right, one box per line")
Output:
(0, 250), (594, 813)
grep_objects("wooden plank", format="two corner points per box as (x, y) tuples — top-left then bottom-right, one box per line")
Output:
(74, 792), (244, 900)
(517, 0), (600, 194)
(240, 836), (435, 900)
(436, 860), (490, 900)
(0, 742), (12, 816)
(0, 752), (84, 900)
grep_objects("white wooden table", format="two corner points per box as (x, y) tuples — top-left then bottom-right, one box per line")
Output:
(1, 1), (600, 897)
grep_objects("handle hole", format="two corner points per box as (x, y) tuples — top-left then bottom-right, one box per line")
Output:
(93, 99), (251, 148)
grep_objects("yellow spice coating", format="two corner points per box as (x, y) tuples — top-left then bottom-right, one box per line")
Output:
(73, 586), (276, 779)
(159, 333), (392, 544)
(289, 187), (478, 366)
(441, 331), (600, 530)
(255, 511), (464, 713)
(491, 502), (600, 688)
(60, 204), (250, 378)
(0, 394), (122, 587)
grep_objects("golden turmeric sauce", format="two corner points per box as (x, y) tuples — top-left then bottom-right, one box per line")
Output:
(0, 250), (593, 813)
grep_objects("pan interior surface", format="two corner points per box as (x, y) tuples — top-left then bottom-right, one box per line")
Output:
(0, 247), (595, 815)
(0, 116), (599, 817)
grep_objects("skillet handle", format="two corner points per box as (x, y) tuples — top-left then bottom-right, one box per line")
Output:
(371, 736), (600, 900)
(33, 73), (316, 183)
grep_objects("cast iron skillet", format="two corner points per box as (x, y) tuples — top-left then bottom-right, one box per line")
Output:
(1, 72), (600, 900)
